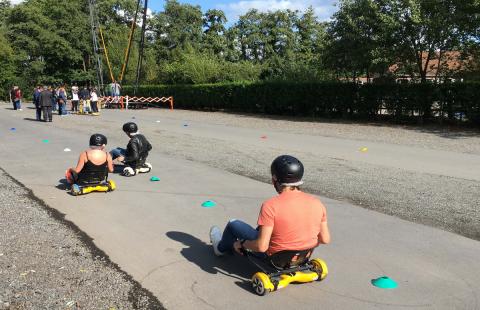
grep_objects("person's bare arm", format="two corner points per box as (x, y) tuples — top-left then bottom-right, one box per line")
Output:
(234, 225), (273, 254)
(74, 153), (86, 173)
(317, 222), (331, 245)
(106, 153), (114, 173)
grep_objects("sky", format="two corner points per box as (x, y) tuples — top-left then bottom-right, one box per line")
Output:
(11, 0), (339, 24)
(147, 0), (339, 24)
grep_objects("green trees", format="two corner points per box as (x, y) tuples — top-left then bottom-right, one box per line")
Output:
(0, 27), (15, 99)
(0, 0), (479, 93)
(324, 0), (480, 83)
(151, 0), (203, 62)
(0, 1), (14, 99)
(203, 9), (227, 56)
(4, 0), (93, 86)
(324, 0), (388, 81)
(376, 0), (479, 82)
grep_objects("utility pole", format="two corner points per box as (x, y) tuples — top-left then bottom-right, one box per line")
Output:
(89, 0), (105, 95)
(134, 0), (148, 95)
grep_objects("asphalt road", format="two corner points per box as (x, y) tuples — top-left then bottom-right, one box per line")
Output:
(0, 105), (479, 309)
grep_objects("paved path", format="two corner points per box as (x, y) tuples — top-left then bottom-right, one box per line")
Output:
(0, 106), (479, 309)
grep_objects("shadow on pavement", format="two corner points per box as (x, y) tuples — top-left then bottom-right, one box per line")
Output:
(166, 231), (258, 293)
(23, 117), (41, 122)
(56, 178), (69, 191)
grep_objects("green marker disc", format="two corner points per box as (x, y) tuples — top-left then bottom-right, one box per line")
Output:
(150, 176), (160, 181)
(371, 276), (398, 289)
(201, 200), (216, 208)
(42, 139), (49, 143)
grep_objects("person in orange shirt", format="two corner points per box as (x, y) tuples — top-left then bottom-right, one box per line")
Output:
(210, 155), (331, 257)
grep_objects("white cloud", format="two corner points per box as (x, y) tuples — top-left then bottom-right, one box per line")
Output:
(216, 0), (338, 24)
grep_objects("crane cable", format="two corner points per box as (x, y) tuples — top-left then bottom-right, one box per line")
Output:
(97, 0), (142, 85)
(98, 26), (115, 84)
(119, 0), (142, 84)
(134, 0), (148, 94)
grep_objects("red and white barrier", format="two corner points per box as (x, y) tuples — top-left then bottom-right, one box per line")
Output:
(101, 96), (174, 110)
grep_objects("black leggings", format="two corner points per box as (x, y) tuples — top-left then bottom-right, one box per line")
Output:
(91, 101), (98, 113)
(72, 100), (79, 111)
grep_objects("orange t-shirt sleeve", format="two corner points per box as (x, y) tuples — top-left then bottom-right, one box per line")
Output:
(257, 200), (275, 227)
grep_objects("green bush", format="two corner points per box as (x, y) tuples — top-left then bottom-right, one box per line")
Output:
(123, 82), (480, 126)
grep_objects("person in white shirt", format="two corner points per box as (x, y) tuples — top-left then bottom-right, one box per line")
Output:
(90, 89), (99, 113)
(71, 84), (79, 112)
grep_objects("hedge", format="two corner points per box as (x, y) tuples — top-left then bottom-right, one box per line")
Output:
(123, 82), (480, 125)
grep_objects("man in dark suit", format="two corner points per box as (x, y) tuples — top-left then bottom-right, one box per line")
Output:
(33, 86), (42, 120)
(39, 86), (53, 122)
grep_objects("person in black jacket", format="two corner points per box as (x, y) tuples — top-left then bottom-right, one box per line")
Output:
(9, 86), (16, 110)
(33, 86), (42, 120)
(111, 122), (153, 176)
(78, 86), (91, 113)
(39, 86), (53, 122)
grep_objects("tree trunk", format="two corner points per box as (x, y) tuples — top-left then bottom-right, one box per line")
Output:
(421, 50), (433, 83)
(434, 50), (444, 83)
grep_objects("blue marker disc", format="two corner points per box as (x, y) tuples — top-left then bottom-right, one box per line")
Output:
(371, 276), (398, 289)
(201, 200), (216, 208)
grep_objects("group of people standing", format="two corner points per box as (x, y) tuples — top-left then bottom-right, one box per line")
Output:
(32, 85), (100, 122)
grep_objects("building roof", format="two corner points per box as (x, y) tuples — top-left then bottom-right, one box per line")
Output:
(390, 51), (470, 77)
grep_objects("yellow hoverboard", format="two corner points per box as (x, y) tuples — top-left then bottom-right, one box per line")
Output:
(70, 180), (116, 196)
(66, 169), (116, 196)
(243, 248), (328, 296)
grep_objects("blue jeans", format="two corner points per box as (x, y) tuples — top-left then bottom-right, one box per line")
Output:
(110, 148), (126, 160)
(14, 100), (21, 109)
(218, 219), (259, 253)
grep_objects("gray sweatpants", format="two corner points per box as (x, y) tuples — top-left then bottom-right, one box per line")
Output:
(42, 106), (52, 121)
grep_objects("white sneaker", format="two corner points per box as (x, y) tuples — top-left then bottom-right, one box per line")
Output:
(209, 226), (224, 256)
(18, 109), (22, 111)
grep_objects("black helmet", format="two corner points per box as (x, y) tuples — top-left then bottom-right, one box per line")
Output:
(89, 133), (107, 146)
(123, 122), (138, 134)
(271, 155), (304, 185)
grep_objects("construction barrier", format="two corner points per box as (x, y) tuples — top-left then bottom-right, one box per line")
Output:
(102, 96), (174, 110)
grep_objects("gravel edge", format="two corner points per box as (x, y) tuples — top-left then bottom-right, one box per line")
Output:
(0, 167), (165, 310)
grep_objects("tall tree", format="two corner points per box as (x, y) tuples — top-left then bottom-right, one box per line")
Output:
(261, 10), (297, 59)
(6, 0), (92, 84)
(378, 0), (480, 82)
(151, 0), (203, 62)
(0, 0), (10, 25)
(203, 9), (227, 56)
(295, 7), (326, 57)
(0, 27), (15, 99)
(234, 9), (265, 61)
(324, 0), (389, 81)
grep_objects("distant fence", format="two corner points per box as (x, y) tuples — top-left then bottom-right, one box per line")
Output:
(102, 96), (174, 110)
